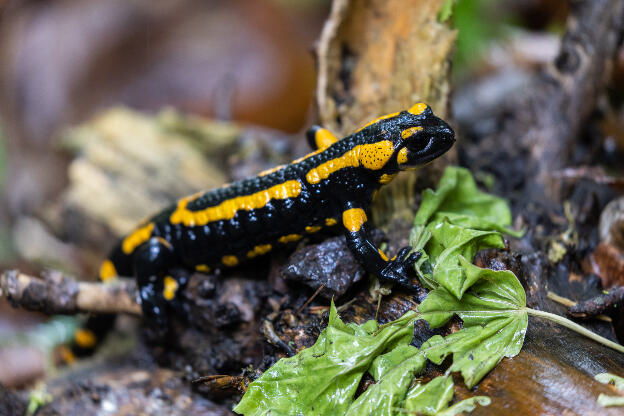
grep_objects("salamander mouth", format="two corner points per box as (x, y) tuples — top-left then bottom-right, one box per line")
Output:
(402, 127), (455, 168)
(418, 137), (455, 164)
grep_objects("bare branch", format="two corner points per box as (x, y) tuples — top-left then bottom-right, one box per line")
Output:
(0, 269), (141, 316)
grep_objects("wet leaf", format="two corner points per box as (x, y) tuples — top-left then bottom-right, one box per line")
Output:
(424, 221), (504, 298)
(397, 375), (490, 415)
(233, 302), (417, 416)
(411, 166), (521, 297)
(345, 345), (426, 416)
(403, 375), (454, 415)
(414, 166), (521, 237)
(418, 259), (527, 388)
(436, 396), (491, 416)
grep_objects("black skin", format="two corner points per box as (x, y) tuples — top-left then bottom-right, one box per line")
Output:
(98, 105), (455, 335)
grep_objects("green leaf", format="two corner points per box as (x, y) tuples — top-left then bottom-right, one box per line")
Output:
(418, 260), (527, 388)
(436, 396), (491, 416)
(398, 375), (490, 415)
(409, 225), (435, 289)
(411, 166), (522, 297)
(233, 302), (417, 416)
(424, 222), (504, 298)
(403, 375), (454, 415)
(414, 166), (521, 238)
(345, 345), (426, 416)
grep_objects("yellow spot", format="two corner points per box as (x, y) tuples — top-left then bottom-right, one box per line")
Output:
(325, 218), (337, 226)
(305, 225), (322, 233)
(247, 244), (272, 259)
(74, 329), (97, 349)
(195, 264), (211, 273)
(314, 128), (338, 150)
(379, 173), (397, 184)
(99, 259), (118, 282)
(171, 180), (302, 226)
(356, 111), (401, 132)
(397, 148), (409, 164)
(122, 222), (154, 254)
(222, 255), (239, 267)
(278, 234), (302, 244)
(343, 208), (367, 232)
(401, 126), (423, 139)
(378, 249), (389, 261)
(163, 275), (179, 301)
(408, 103), (428, 115)
(306, 141), (394, 184)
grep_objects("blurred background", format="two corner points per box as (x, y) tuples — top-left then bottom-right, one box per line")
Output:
(0, 0), (623, 388)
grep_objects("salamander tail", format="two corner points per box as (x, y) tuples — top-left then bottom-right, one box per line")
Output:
(69, 243), (133, 358)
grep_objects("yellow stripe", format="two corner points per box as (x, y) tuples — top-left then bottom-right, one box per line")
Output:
(305, 225), (322, 233)
(278, 234), (302, 244)
(99, 259), (118, 282)
(356, 111), (400, 132)
(222, 255), (239, 267)
(401, 126), (423, 139)
(342, 208), (367, 232)
(170, 180), (302, 227)
(247, 244), (272, 259)
(306, 141), (394, 184)
(122, 223), (154, 254)
(163, 275), (179, 301)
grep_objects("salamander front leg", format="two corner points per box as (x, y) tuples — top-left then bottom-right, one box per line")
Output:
(342, 206), (421, 289)
(134, 238), (176, 338)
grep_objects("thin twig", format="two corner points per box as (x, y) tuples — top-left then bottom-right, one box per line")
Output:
(297, 283), (327, 315)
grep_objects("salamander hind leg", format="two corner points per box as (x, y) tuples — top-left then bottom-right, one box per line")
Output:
(134, 238), (182, 340)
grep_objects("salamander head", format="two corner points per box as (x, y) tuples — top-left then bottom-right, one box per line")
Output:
(355, 103), (455, 181)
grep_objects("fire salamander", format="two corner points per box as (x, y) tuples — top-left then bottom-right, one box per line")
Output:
(73, 103), (454, 350)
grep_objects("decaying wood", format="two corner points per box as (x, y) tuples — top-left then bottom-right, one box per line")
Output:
(315, 0), (455, 134)
(495, 0), (624, 199)
(454, 319), (624, 416)
(315, 0), (457, 223)
(569, 286), (624, 318)
(0, 269), (141, 316)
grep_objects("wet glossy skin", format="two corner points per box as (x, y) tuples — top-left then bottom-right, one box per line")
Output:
(97, 103), (455, 330)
